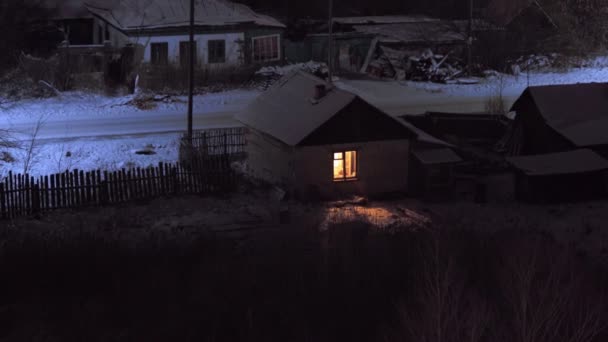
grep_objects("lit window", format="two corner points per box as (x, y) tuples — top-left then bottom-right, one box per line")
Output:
(333, 151), (357, 181)
(252, 34), (280, 63)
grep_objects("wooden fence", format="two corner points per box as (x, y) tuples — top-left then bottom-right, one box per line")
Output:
(181, 127), (246, 156)
(0, 155), (237, 220)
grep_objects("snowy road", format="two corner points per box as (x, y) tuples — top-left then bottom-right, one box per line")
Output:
(8, 111), (241, 141)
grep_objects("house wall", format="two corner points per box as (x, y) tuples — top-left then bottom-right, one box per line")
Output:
(293, 139), (410, 200)
(134, 32), (245, 66)
(243, 128), (294, 186)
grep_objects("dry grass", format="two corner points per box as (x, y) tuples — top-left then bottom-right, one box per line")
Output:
(2, 195), (608, 341)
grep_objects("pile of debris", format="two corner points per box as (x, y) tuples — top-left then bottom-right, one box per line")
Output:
(367, 47), (466, 83)
(507, 53), (560, 74)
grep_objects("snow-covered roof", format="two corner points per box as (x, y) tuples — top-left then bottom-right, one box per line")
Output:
(236, 71), (356, 146)
(85, 0), (285, 32)
(236, 71), (417, 146)
(507, 149), (608, 176)
(332, 15), (439, 25)
(511, 83), (608, 147)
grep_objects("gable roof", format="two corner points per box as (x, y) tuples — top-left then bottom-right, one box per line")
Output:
(235, 71), (416, 146)
(507, 149), (608, 176)
(483, 0), (535, 26)
(484, 0), (556, 28)
(511, 83), (608, 147)
(85, 0), (285, 32)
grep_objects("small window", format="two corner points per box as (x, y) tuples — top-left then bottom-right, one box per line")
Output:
(180, 41), (197, 67)
(105, 25), (110, 41)
(333, 151), (357, 181)
(252, 34), (280, 63)
(208, 39), (226, 63)
(150, 42), (168, 65)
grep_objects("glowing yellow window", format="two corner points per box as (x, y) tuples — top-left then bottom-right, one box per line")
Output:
(333, 151), (357, 181)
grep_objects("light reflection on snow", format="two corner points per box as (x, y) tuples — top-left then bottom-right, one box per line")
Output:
(319, 203), (432, 234)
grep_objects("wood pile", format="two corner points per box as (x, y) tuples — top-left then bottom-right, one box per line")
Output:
(367, 47), (466, 83)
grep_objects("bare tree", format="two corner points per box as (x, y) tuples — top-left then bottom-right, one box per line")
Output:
(19, 114), (47, 175)
(498, 235), (606, 342)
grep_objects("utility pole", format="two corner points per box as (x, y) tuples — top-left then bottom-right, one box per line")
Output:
(187, 0), (195, 143)
(327, 0), (333, 84)
(467, 0), (473, 76)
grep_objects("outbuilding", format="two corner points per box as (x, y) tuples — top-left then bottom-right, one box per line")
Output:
(507, 83), (608, 158)
(507, 149), (608, 202)
(235, 70), (417, 200)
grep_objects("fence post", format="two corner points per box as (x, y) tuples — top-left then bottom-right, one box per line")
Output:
(172, 166), (179, 195)
(32, 184), (41, 215)
(0, 184), (6, 220)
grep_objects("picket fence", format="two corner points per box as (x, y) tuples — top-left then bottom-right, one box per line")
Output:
(0, 127), (249, 220)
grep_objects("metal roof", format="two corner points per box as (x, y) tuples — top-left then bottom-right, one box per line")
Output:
(511, 83), (608, 147)
(413, 148), (463, 165)
(507, 149), (608, 176)
(85, 0), (285, 32)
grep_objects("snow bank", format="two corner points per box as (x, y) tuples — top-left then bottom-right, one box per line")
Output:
(0, 133), (182, 179)
(255, 61), (328, 76)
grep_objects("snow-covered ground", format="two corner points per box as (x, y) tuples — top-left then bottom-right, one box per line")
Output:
(3, 63), (608, 178)
(0, 133), (182, 179)
(336, 66), (608, 115)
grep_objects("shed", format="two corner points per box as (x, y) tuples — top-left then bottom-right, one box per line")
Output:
(507, 83), (608, 158)
(409, 148), (463, 200)
(235, 70), (416, 200)
(507, 149), (608, 202)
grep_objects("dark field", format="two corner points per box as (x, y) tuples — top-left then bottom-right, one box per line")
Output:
(1, 193), (608, 341)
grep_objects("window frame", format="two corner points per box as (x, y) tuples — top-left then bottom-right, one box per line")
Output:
(251, 34), (281, 63)
(150, 42), (169, 65)
(207, 39), (226, 64)
(333, 150), (358, 182)
(179, 41), (198, 68)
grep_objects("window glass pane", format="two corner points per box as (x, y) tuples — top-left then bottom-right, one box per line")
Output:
(334, 152), (343, 160)
(333, 159), (344, 179)
(345, 151), (357, 178)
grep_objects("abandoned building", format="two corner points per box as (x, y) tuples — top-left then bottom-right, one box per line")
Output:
(285, 15), (500, 80)
(235, 70), (419, 200)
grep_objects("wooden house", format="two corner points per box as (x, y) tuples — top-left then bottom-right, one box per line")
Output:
(235, 70), (418, 200)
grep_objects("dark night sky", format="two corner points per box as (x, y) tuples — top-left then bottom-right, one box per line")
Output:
(237, 0), (493, 21)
